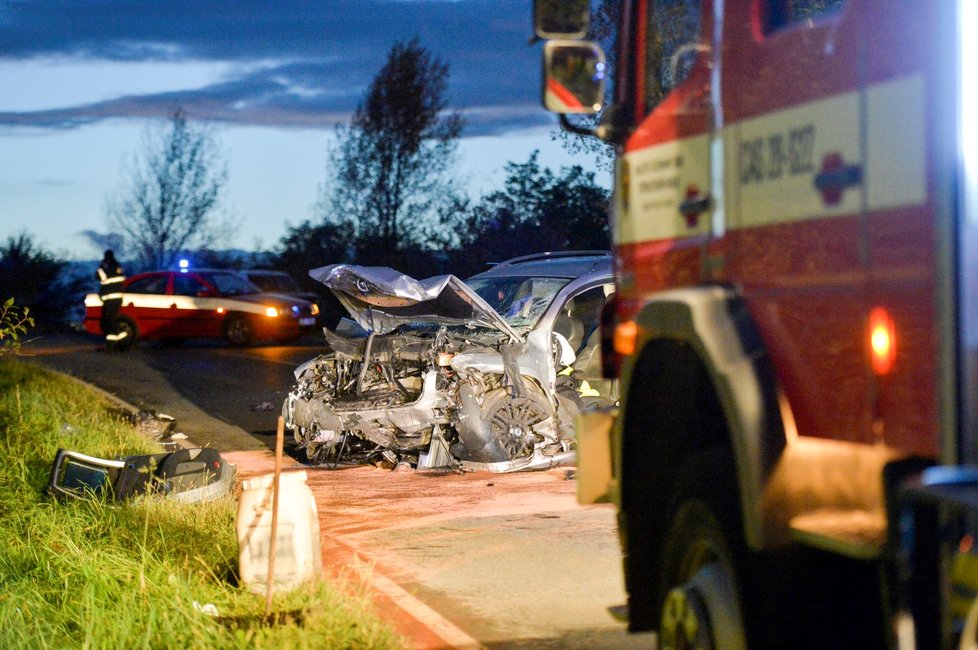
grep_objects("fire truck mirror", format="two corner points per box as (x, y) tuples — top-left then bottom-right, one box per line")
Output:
(542, 41), (606, 115)
(533, 0), (589, 39)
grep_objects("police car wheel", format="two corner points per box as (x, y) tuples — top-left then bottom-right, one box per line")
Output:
(116, 317), (138, 345)
(224, 315), (253, 346)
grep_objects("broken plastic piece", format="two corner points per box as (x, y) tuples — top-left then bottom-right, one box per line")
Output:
(47, 447), (236, 503)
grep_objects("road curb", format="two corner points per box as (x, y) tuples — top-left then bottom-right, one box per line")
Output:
(323, 532), (485, 650)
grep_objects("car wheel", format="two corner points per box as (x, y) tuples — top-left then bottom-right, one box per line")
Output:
(657, 449), (747, 650)
(481, 384), (553, 460)
(116, 317), (139, 348)
(224, 315), (253, 346)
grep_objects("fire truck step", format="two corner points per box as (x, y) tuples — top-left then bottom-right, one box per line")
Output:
(789, 510), (886, 559)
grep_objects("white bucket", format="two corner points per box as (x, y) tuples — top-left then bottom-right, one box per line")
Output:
(237, 470), (322, 595)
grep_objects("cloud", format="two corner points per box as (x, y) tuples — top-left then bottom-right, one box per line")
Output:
(0, 0), (551, 135)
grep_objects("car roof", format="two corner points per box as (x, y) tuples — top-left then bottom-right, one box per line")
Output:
(469, 251), (612, 280)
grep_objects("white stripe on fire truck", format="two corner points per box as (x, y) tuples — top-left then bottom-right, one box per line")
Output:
(617, 75), (926, 246)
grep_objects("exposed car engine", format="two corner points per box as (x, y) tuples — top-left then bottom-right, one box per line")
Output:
(284, 324), (576, 472)
(282, 263), (595, 472)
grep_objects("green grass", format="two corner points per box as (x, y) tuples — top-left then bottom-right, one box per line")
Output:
(0, 358), (403, 649)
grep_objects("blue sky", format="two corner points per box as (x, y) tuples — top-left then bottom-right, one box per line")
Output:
(0, 0), (606, 261)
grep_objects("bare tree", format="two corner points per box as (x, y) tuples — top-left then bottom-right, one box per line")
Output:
(317, 38), (465, 268)
(106, 108), (233, 270)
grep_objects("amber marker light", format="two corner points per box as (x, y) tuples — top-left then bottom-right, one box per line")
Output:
(613, 320), (639, 357)
(869, 307), (896, 376)
(216, 307), (225, 314)
(265, 307), (279, 318)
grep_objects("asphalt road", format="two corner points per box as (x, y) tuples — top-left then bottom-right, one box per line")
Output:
(20, 331), (656, 649)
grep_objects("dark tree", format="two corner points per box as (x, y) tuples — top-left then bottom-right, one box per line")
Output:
(317, 38), (465, 269)
(274, 220), (357, 328)
(275, 220), (354, 282)
(454, 152), (610, 276)
(0, 232), (84, 328)
(106, 108), (234, 271)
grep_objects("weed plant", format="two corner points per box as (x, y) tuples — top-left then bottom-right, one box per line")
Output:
(0, 359), (402, 649)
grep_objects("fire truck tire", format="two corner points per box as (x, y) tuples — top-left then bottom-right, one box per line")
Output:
(223, 315), (253, 346)
(657, 448), (747, 650)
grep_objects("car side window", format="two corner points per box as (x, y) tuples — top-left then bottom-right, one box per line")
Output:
(125, 276), (168, 295)
(173, 275), (209, 297)
(558, 285), (608, 355)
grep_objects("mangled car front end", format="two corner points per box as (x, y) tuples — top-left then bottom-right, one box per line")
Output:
(283, 265), (581, 472)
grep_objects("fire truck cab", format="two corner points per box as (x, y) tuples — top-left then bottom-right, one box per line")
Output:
(538, 1), (978, 648)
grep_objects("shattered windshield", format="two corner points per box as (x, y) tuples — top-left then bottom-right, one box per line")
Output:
(466, 276), (569, 331)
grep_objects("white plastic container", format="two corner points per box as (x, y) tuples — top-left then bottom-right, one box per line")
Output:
(237, 470), (322, 595)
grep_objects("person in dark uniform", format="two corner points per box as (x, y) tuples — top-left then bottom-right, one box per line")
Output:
(96, 250), (128, 350)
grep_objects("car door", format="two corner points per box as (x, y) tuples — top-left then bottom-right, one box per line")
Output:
(121, 273), (173, 338)
(170, 273), (223, 338)
(551, 282), (617, 403)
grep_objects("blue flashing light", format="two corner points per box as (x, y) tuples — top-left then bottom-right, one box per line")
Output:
(179, 259), (189, 273)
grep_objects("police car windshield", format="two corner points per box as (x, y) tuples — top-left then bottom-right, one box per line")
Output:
(199, 271), (261, 296)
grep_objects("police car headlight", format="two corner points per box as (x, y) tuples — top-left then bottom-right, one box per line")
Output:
(265, 307), (279, 318)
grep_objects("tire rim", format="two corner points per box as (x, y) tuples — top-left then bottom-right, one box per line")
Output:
(660, 563), (746, 650)
(487, 395), (547, 459)
(227, 318), (249, 344)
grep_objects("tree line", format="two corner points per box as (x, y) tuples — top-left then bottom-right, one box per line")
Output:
(1, 38), (610, 329)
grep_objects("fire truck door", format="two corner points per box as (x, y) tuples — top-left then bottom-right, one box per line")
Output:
(722, 1), (876, 444)
(618, 0), (715, 286)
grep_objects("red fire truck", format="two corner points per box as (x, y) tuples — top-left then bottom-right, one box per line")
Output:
(537, 1), (978, 648)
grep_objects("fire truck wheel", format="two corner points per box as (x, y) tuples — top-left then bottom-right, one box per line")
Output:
(223, 315), (253, 346)
(657, 449), (746, 650)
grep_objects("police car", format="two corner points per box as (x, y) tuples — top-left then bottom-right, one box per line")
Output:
(84, 269), (319, 346)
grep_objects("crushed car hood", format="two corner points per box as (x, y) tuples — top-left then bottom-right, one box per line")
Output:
(309, 264), (522, 341)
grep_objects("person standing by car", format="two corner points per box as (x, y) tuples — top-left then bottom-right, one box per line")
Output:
(96, 250), (127, 350)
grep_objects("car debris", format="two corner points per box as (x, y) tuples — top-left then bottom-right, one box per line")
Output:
(47, 447), (236, 503)
(129, 409), (176, 441)
(283, 253), (616, 473)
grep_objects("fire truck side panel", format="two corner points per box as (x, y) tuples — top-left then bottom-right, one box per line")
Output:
(719, 3), (938, 456)
(540, 0), (976, 643)
(613, 0), (948, 597)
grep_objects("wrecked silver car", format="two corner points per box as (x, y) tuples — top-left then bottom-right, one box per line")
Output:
(282, 252), (616, 472)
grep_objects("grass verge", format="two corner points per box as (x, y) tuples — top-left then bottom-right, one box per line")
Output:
(0, 358), (403, 649)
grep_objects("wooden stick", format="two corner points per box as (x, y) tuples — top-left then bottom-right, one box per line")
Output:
(265, 416), (285, 617)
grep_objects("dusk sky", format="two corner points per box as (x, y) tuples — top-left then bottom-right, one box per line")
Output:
(0, 0), (606, 261)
